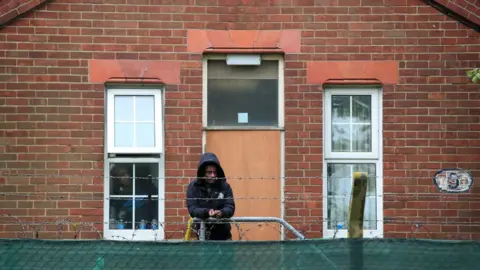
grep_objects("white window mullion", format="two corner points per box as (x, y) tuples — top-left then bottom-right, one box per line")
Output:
(132, 164), (136, 230)
(133, 96), (137, 148)
(154, 93), (162, 152)
(349, 96), (353, 152)
(371, 93), (379, 158)
(107, 91), (116, 153)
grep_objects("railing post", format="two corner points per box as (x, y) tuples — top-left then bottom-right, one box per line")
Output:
(348, 172), (368, 270)
(199, 220), (206, 241)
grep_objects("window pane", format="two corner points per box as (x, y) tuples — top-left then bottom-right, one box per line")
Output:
(331, 95), (373, 153)
(207, 60), (278, 127)
(110, 163), (134, 195)
(109, 163), (160, 230)
(114, 96), (134, 122)
(110, 163), (159, 196)
(110, 198), (159, 230)
(136, 123), (155, 147)
(134, 163), (159, 196)
(332, 96), (350, 123)
(352, 96), (371, 123)
(331, 124), (350, 152)
(352, 125), (372, 152)
(135, 96), (155, 122)
(327, 163), (377, 230)
(135, 198), (159, 230)
(111, 94), (158, 150)
(207, 79), (278, 126)
(114, 123), (134, 147)
(109, 198), (133, 230)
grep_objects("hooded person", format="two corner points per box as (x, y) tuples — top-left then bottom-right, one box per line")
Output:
(186, 152), (235, 240)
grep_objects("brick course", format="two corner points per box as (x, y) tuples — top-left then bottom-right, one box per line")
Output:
(1, 0), (479, 240)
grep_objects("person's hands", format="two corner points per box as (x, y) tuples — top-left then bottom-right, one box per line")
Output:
(208, 209), (222, 218)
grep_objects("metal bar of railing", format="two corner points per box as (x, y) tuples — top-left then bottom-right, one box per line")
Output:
(199, 219), (206, 240)
(192, 217), (306, 241)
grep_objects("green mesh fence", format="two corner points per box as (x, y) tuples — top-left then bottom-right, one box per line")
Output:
(1, 238), (479, 270)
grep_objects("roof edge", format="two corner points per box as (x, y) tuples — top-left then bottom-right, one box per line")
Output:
(2, 0), (479, 32)
(0, 0), (52, 28)
(420, 0), (480, 32)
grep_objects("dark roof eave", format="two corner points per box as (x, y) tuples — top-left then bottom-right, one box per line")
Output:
(420, 0), (480, 32)
(0, 0), (52, 29)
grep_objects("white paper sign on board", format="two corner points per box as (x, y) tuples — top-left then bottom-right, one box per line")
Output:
(238, 112), (248, 124)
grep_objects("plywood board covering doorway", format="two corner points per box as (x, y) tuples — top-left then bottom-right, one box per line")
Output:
(205, 130), (282, 241)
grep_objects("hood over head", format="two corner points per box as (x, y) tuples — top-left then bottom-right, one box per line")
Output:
(196, 152), (226, 186)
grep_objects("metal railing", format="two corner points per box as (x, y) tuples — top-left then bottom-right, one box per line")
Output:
(192, 217), (306, 241)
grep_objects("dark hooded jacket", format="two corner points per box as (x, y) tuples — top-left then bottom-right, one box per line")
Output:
(186, 152), (235, 240)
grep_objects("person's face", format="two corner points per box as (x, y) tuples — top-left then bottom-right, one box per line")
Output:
(120, 172), (131, 186)
(204, 165), (217, 184)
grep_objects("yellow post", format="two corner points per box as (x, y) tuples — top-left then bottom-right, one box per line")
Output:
(184, 217), (193, 241)
(348, 172), (368, 238)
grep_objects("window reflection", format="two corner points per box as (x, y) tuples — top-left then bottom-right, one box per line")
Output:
(109, 163), (159, 230)
(110, 164), (133, 195)
(331, 95), (372, 152)
(327, 163), (377, 230)
(207, 60), (279, 127)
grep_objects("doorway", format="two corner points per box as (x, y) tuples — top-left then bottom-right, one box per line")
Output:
(202, 54), (284, 241)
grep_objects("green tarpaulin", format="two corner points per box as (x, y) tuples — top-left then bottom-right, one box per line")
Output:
(1, 238), (478, 269)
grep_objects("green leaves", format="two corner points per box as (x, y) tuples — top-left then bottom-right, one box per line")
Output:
(467, 68), (480, 83)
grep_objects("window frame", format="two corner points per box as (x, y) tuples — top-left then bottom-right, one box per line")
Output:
(324, 88), (380, 160)
(106, 89), (164, 154)
(202, 54), (285, 130)
(322, 87), (383, 239)
(103, 87), (165, 241)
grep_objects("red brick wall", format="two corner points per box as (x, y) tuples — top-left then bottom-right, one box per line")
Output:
(1, 0), (479, 240)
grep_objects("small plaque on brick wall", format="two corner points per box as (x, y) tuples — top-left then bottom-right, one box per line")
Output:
(433, 168), (474, 193)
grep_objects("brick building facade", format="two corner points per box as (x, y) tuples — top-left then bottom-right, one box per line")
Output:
(1, 0), (479, 241)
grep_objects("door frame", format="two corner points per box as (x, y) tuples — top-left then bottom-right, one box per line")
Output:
(201, 54), (286, 240)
